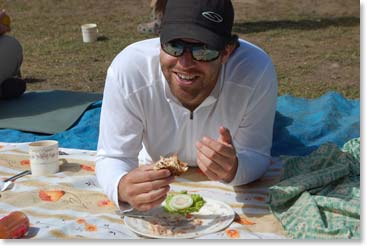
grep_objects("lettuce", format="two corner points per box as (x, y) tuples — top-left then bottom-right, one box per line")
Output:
(163, 191), (205, 215)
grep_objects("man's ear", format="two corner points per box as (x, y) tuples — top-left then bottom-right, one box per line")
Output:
(220, 43), (237, 64)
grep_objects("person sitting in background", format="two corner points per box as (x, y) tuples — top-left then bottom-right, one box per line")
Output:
(137, 0), (167, 35)
(0, 9), (26, 100)
(97, 0), (278, 211)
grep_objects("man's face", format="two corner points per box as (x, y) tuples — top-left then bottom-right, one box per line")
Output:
(160, 39), (234, 111)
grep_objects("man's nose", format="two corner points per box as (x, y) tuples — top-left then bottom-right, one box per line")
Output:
(178, 48), (195, 67)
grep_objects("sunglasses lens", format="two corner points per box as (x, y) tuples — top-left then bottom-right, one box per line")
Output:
(192, 47), (220, 62)
(162, 40), (220, 62)
(162, 42), (184, 57)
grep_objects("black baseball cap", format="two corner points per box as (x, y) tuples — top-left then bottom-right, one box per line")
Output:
(160, 0), (234, 50)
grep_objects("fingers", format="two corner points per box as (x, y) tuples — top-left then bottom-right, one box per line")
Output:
(130, 164), (171, 183)
(132, 175), (175, 194)
(218, 126), (233, 144)
(196, 127), (238, 181)
(120, 166), (174, 198)
(198, 136), (236, 159)
(118, 164), (175, 211)
(133, 186), (171, 211)
(196, 150), (222, 181)
(196, 140), (232, 172)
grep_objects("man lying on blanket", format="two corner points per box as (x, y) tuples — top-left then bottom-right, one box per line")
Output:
(96, 0), (278, 211)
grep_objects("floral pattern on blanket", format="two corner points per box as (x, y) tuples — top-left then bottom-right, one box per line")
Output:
(0, 142), (286, 239)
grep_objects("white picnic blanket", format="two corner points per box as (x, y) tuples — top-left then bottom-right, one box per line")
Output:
(0, 142), (286, 239)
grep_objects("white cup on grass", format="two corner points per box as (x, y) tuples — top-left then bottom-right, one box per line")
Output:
(81, 23), (98, 43)
(29, 140), (60, 176)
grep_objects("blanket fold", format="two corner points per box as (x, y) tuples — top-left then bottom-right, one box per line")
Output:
(269, 138), (360, 239)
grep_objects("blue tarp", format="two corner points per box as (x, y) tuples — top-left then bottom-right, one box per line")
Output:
(0, 92), (360, 156)
(271, 92), (359, 156)
(0, 102), (102, 150)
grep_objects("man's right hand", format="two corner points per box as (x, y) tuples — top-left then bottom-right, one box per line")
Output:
(118, 164), (175, 211)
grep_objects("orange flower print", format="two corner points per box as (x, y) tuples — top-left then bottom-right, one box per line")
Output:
(85, 224), (97, 232)
(76, 218), (97, 232)
(80, 164), (95, 172)
(97, 199), (114, 207)
(0, 145), (4, 149)
(234, 215), (256, 225)
(225, 229), (240, 239)
(20, 159), (30, 166)
(76, 218), (86, 224)
(39, 190), (65, 202)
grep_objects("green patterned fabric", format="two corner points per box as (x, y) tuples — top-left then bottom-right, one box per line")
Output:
(341, 137), (360, 162)
(269, 139), (360, 239)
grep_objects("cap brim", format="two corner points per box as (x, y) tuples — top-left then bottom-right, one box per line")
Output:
(160, 23), (226, 50)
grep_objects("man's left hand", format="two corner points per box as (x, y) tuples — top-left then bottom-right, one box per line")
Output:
(196, 126), (238, 182)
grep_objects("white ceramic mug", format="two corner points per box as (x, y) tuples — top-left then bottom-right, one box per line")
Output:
(81, 23), (98, 43)
(29, 140), (59, 176)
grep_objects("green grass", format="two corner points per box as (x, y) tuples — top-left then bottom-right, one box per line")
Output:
(0, 0), (360, 99)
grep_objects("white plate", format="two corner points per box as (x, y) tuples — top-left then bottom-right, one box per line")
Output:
(124, 198), (235, 239)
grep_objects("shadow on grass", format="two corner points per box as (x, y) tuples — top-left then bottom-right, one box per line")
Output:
(24, 77), (46, 84)
(233, 16), (359, 34)
(97, 35), (109, 41)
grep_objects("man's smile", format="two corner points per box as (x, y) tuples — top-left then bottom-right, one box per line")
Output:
(173, 71), (199, 86)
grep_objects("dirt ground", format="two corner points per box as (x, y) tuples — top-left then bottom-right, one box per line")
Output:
(0, 0), (360, 98)
(232, 0), (360, 98)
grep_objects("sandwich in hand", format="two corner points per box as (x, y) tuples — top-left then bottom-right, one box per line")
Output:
(153, 154), (188, 176)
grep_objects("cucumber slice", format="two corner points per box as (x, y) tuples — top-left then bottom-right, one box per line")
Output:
(168, 194), (194, 210)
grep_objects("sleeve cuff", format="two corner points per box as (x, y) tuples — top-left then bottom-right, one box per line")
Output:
(95, 157), (133, 209)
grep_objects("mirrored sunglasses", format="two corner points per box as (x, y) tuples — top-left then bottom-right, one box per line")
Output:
(161, 39), (221, 62)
